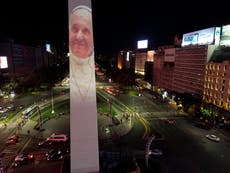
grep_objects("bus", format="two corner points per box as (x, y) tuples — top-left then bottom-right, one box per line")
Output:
(21, 105), (37, 119)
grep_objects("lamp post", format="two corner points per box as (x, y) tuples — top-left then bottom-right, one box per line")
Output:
(107, 99), (112, 114)
(37, 105), (43, 130)
(51, 87), (55, 114)
(145, 134), (155, 167)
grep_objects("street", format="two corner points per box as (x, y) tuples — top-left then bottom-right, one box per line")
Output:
(1, 83), (230, 173)
(107, 89), (230, 173)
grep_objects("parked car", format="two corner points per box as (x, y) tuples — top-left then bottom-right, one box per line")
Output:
(206, 134), (220, 142)
(194, 121), (211, 130)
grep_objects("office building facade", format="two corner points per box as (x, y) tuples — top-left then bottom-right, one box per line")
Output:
(203, 60), (230, 111)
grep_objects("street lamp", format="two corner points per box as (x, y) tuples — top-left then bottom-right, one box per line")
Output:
(37, 105), (43, 130)
(107, 99), (112, 114)
(145, 134), (155, 167)
(51, 87), (55, 114)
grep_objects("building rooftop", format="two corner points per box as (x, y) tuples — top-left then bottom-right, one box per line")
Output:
(210, 47), (230, 62)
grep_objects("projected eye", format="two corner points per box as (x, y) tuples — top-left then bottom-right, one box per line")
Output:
(82, 28), (90, 35)
(71, 24), (79, 33)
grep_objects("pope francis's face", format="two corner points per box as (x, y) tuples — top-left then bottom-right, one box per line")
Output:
(69, 8), (93, 59)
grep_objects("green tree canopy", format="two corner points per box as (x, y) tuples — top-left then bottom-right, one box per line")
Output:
(200, 108), (211, 118)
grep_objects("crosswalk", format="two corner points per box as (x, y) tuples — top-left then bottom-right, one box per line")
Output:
(138, 111), (185, 119)
(137, 112), (188, 141)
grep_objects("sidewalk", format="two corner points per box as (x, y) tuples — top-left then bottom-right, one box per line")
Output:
(17, 119), (40, 136)
(98, 112), (133, 141)
(4, 107), (133, 142)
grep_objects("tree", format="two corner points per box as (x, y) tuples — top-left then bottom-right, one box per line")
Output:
(200, 108), (211, 118)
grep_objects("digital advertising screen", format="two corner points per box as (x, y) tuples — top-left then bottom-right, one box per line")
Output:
(182, 27), (215, 47)
(0, 56), (8, 69)
(220, 25), (230, 46)
(214, 27), (221, 45)
(45, 44), (52, 53)
(137, 39), (148, 49)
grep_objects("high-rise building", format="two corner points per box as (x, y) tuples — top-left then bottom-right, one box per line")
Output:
(173, 46), (207, 95)
(117, 50), (135, 72)
(0, 41), (56, 78)
(203, 60), (230, 111)
(154, 45), (211, 97)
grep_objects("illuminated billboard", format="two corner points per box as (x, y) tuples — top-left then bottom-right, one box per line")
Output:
(214, 27), (221, 45)
(220, 25), (230, 46)
(45, 44), (52, 53)
(137, 39), (148, 49)
(0, 56), (8, 69)
(147, 50), (154, 62)
(182, 27), (216, 47)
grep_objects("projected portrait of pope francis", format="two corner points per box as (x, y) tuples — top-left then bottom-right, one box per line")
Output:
(69, 5), (96, 104)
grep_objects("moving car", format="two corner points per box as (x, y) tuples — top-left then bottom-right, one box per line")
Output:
(149, 149), (163, 156)
(46, 148), (63, 161)
(206, 134), (220, 142)
(38, 140), (53, 147)
(5, 139), (17, 145)
(5, 135), (19, 145)
(14, 153), (34, 167)
(9, 135), (19, 141)
(166, 119), (176, 124)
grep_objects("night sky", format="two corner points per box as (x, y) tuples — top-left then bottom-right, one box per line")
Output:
(0, 0), (68, 49)
(0, 0), (229, 54)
